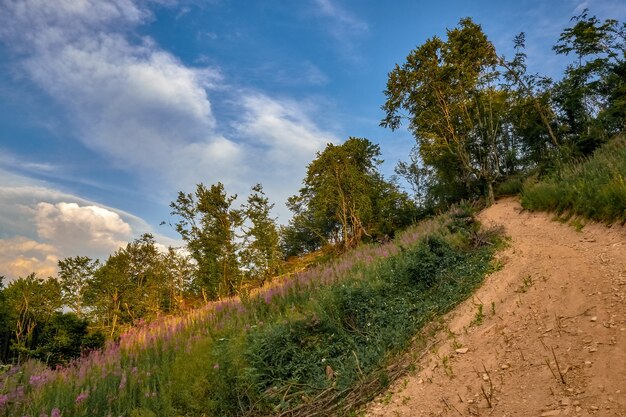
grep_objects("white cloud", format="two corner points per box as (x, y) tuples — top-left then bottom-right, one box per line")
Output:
(0, 237), (59, 280)
(313, 0), (368, 36)
(35, 202), (133, 256)
(0, 173), (182, 281)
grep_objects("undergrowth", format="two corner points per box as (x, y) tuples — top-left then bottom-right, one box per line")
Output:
(521, 136), (626, 224)
(0, 205), (502, 417)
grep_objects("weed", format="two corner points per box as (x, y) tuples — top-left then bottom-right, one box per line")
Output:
(516, 275), (534, 293)
(441, 355), (453, 378)
(471, 304), (484, 326)
(569, 218), (585, 232)
(491, 301), (496, 316)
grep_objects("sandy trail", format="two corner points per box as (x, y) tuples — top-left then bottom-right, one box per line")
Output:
(366, 198), (626, 417)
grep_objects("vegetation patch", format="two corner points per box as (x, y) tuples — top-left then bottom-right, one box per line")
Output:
(522, 137), (626, 224)
(0, 206), (501, 417)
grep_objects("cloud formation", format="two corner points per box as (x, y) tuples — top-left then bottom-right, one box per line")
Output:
(35, 202), (133, 256)
(0, 237), (59, 280)
(0, 0), (332, 195)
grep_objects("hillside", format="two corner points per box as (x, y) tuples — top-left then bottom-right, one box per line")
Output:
(367, 198), (626, 416)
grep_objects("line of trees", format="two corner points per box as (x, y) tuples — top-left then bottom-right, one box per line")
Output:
(385, 11), (625, 209)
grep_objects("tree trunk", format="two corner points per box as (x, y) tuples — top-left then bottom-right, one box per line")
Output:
(487, 181), (495, 206)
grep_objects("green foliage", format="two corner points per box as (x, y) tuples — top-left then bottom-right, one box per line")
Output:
(522, 136), (626, 223)
(57, 256), (100, 318)
(381, 18), (518, 205)
(286, 137), (418, 255)
(495, 176), (524, 197)
(552, 9), (626, 153)
(170, 182), (242, 299)
(240, 184), (283, 286)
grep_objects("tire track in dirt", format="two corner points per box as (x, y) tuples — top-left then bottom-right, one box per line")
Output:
(366, 197), (626, 417)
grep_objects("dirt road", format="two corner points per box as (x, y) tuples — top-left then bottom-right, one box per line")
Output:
(366, 198), (626, 417)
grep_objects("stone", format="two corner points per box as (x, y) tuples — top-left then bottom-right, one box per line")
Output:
(541, 410), (561, 416)
(455, 347), (469, 354)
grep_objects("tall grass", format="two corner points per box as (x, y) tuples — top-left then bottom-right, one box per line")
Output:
(521, 136), (626, 223)
(0, 206), (501, 417)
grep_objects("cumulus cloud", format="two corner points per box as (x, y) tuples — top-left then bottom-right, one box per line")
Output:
(0, 237), (59, 280)
(35, 202), (133, 256)
(0, 174), (182, 281)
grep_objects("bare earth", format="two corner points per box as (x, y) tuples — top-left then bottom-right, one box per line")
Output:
(366, 198), (626, 417)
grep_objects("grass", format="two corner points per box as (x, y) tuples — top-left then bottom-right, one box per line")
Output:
(0, 205), (502, 417)
(521, 136), (626, 224)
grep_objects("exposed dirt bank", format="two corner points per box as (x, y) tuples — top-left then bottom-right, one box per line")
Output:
(366, 198), (626, 417)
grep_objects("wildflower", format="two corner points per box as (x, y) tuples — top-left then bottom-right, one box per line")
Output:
(75, 391), (89, 404)
(29, 374), (46, 388)
(118, 373), (127, 390)
(0, 394), (8, 408)
(51, 408), (61, 417)
(213, 363), (219, 370)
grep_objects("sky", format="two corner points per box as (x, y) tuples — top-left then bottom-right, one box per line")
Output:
(0, 0), (624, 281)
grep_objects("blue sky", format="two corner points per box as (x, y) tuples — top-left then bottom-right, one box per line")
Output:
(0, 0), (624, 280)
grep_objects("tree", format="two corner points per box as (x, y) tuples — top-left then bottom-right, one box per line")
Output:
(170, 182), (243, 300)
(381, 18), (515, 205)
(552, 10), (626, 153)
(286, 137), (416, 252)
(3, 274), (62, 362)
(57, 256), (100, 318)
(240, 184), (282, 286)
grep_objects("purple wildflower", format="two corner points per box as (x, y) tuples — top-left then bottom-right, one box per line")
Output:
(75, 391), (89, 404)
(0, 394), (8, 408)
(51, 409), (61, 417)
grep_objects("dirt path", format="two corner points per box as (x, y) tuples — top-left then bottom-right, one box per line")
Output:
(366, 198), (626, 417)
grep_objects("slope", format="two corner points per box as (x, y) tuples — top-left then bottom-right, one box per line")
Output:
(366, 197), (626, 417)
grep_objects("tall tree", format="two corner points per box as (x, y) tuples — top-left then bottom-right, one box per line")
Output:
(552, 10), (626, 153)
(381, 18), (514, 205)
(57, 256), (99, 318)
(240, 184), (282, 286)
(3, 274), (62, 361)
(170, 182), (243, 300)
(86, 234), (165, 337)
(287, 137), (415, 251)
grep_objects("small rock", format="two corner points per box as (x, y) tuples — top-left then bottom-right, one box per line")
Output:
(501, 364), (510, 369)
(482, 373), (489, 381)
(590, 316), (597, 322)
(455, 347), (469, 354)
(585, 361), (592, 366)
(417, 379), (424, 384)
(575, 406), (582, 413)
(590, 405), (599, 411)
(589, 347), (598, 352)
(561, 398), (571, 406)
(573, 400), (580, 406)
(541, 410), (561, 416)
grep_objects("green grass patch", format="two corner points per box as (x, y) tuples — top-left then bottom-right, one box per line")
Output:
(521, 136), (626, 224)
